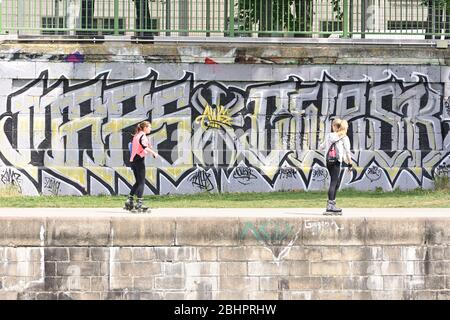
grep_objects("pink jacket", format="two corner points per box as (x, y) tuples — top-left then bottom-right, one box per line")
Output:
(130, 131), (151, 162)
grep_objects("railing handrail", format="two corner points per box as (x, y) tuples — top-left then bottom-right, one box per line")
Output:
(0, 0), (450, 40)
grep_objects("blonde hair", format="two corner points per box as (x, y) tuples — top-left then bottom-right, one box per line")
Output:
(134, 120), (151, 135)
(332, 118), (348, 137)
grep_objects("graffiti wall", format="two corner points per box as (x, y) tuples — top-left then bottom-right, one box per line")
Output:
(0, 63), (449, 195)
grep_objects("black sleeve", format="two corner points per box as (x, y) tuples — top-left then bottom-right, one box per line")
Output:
(139, 135), (146, 149)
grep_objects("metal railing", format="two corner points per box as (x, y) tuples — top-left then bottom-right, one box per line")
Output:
(0, 0), (449, 39)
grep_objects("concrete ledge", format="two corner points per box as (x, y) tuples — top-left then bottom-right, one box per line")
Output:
(111, 217), (175, 246)
(0, 208), (448, 247)
(0, 217), (45, 246)
(46, 217), (110, 247)
(0, 42), (449, 65)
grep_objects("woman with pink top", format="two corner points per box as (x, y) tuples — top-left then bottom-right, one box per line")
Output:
(124, 121), (158, 212)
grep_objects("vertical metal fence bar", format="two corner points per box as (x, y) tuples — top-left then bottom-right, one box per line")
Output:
(432, 0), (435, 38)
(165, 0), (170, 36)
(440, 0), (443, 38)
(213, 0), (216, 33)
(395, 0), (397, 35)
(276, 0), (279, 33)
(201, 0), (204, 35)
(26, 0), (29, 31)
(380, 0), (382, 33)
(229, 0), (234, 36)
(361, 0), (366, 38)
(311, 0), (314, 37)
(416, 0), (419, 35)
(114, 0), (119, 34)
(125, 0), (128, 34)
(63, 0), (66, 35)
(343, 0), (349, 37)
(405, 0), (409, 35)
(388, 0), (392, 35)
(193, 0), (196, 36)
(419, 0), (423, 34)
(17, 0), (23, 33)
(144, 0), (148, 35)
(224, 0), (228, 34)
(44, 0), (48, 33)
(1, 0), (444, 39)
(263, 0), (266, 35)
(284, 1), (287, 35)
(206, 0), (210, 36)
(0, 0), (5, 33)
(5, 3), (11, 32)
(0, 0), (3, 33)
(326, 0), (329, 33)
(446, 0), (449, 37)
(349, 0), (353, 35)
(376, 0), (378, 33)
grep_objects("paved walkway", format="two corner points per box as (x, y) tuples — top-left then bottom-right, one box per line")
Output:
(0, 208), (449, 217)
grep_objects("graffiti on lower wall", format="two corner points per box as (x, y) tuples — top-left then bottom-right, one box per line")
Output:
(0, 67), (449, 195)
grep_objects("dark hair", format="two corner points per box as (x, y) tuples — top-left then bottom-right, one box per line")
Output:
(134, 121), (151, 135)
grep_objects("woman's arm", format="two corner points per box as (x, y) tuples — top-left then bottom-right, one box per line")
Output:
(319, 133), (328, 151)
(319, 140), (325, 151)
(140, 135), (158, 158)
(343, 138), (353, 166)
(145, 147), (158, 158)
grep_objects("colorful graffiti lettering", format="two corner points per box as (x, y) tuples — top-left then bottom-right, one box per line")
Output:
(0, 168), (22, 193)
(304, 220), (344, 235)
(436, 162), (450, 176)
(312, 167), (329, 182)
(0, 68), (449, 195)
(365, 165), (382, 182)
(189, 170), (214, 191)
(445, 98), (450, 117)
(43, 177), (61, 196)
(279, 167), (298, 179)
(232, 167), (258, 185)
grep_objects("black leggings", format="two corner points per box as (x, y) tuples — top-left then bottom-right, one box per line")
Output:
(130, 156), (146, 198)
(327, 161), (342, 201)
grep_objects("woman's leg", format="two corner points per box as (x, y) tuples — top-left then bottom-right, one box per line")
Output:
(133, 159), (148, 210)
(135, 159), (146, 198)
(327, 162), (341, 201)
(125, 163), (139, 210)
(129, 164), (139, 196)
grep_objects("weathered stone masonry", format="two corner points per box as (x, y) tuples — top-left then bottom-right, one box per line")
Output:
(0, 215), (449, 300)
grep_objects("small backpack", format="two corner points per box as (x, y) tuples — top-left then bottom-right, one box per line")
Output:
(326, 137), (344, 164)
(128, 134), (145, 155)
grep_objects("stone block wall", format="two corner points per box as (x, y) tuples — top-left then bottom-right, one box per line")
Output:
(0, 215), (449, 300)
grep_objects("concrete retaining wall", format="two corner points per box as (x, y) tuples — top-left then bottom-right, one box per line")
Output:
(0, 42), (449, 195)
(0, 214), (449, 300)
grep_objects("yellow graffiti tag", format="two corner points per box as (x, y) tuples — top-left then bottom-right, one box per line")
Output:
(195, 104), (232, 129)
